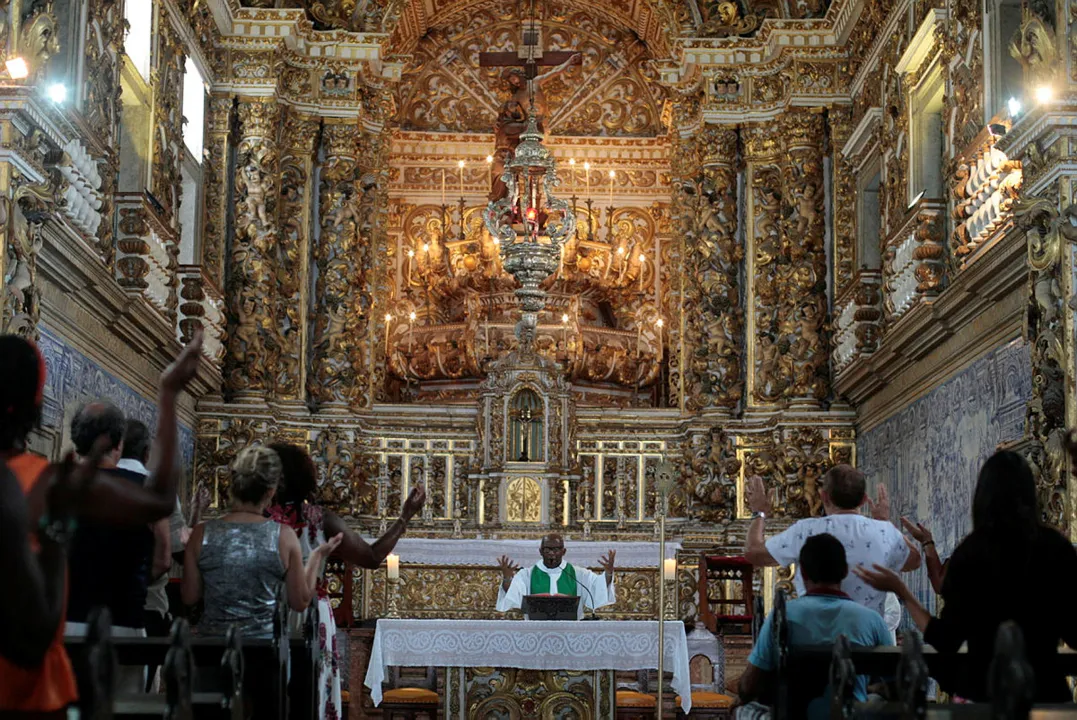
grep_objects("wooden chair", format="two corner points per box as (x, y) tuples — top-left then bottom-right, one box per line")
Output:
(616, 670), (656, 719)
(698, 555), (755, 636)
(381, 666), (439, 720)
(673, 690), (735, 719)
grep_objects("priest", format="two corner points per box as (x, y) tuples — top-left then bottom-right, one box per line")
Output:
(496, 534), (616, 619)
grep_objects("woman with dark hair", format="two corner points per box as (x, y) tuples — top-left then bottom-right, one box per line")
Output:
(855, 450), (1077, 702)
(266, 442), (425, 720)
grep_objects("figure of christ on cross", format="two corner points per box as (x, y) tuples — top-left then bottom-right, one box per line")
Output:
(479, 49), (582, 201)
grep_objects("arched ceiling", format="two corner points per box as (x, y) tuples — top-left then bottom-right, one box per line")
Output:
(243, 0), (832, 51)
(393, 0), (669, 136)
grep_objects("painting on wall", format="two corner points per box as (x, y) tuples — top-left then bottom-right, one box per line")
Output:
(35, 327), (197, 477)
(857, 339), (1031, 611)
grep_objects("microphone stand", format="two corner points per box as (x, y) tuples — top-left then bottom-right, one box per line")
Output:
(573, 575), (601, 621)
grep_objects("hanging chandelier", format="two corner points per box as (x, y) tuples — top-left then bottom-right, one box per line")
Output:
(483, 111), (576, 347)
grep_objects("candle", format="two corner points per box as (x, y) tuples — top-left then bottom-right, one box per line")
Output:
(569, 158), (576, 194)
(584, 161), (590, 197)
(608, 169), (615, 206)
(639, 253), (646, 292)
(656, 317), (664, 358)
(408, 310), (416, 352)
(458, 160), (465, 195)
(663, 557), (677, 582)
(384, 312), (392, 354)
(486, 155), (493, 188)
(387, 553), (400, 580)
(441, 169), (446, 205)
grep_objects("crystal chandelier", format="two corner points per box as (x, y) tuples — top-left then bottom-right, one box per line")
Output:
(483, 111), (576, 348)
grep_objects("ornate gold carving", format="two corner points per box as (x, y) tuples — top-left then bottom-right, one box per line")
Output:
(742, 427), (831, 518)
(309, 123), (382, 409)
(150, 18), (186, 225)
(395, 1), (666, 137)
(268, 110), (319, 401)
(830, 107), (857, 297)
(2, 188), (48, 337)
(680, 126), (743, 411)
(200, 96), (234, 289)
(687, 427), (742, 522)
(225, 98), (281, 395)
(1009, 9), (1057, 87)
(1014, 196), (1076, 532)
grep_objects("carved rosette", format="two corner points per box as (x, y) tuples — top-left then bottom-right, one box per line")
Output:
(745, 126), (784, 405)
(308, 122), (380, 410)
(269, 110), (320, 402)
(681, 126), (744, 411)
(225, 98), (282, 396)
(200, 96), (234, 290)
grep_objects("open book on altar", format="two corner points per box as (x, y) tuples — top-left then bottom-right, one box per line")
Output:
(521, 594), (580, 620)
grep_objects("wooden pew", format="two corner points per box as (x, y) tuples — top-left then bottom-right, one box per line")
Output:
(67, 592), (320, 719)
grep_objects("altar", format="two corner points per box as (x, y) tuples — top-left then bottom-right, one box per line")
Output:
(364, 619), (693, 718)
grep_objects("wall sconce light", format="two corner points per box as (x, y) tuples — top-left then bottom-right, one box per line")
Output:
(1007, 97), (1022, 117)
(1034, 86), (1053, 104)
(47, 83), (67, 103)
(4, 57), (28, 80)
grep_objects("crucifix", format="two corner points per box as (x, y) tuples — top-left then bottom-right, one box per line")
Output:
(479, 13), (581, 200)
(511, 405), (536, 462)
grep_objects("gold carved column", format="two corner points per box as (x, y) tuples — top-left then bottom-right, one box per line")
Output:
(200, 94), (233, 291)
(778, 109), (828, 406)
(309, 120), (382, 410)
(744, 126), (783, 408)
(830, 106), (857, 299)
(682, 126), (743, 411)
(225, 97), (281, 398)
(668, 131), (697, 412)
(269, 109), (319, 402)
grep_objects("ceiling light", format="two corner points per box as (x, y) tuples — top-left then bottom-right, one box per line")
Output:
(1007, 97), (1022, 117)
(1034, 86), (1053, 104)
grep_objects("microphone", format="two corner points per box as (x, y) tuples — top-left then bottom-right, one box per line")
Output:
(572, 574), (600, 621)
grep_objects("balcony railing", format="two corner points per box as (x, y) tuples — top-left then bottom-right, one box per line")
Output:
(952, 133), (1021, 264)
(832, 270), (883, 373)
(177, 265), (226, 361)
(882, 198), (946, 323)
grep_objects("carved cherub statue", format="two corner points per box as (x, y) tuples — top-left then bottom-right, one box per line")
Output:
(242, 163), (272, 228)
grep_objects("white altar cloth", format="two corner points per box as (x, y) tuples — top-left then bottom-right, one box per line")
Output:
(365, 619), (692, 712)
(360, 537), (681, 568)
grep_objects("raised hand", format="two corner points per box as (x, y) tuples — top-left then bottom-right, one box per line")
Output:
(900, 517), (933, 545)
(746, 475), (772, 515)
(401, 486), (426, 522)
(160, 328), (203, 394)
(599, 550), (616, 580)
(313, 532), (344, 562)
(852, 563), (905, 595)
(866, 483), (890, 521)
(497, 554), (521, 582)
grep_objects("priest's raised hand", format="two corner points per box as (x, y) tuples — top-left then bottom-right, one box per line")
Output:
(498, 554), (522, 592)
(598, 549), (616, 585)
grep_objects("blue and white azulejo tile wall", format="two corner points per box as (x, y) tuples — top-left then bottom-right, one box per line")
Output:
(36, 327), (196, 474)
(856, 339), (1031, 612)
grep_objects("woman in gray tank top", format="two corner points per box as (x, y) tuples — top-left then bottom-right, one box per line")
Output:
(181, 445), (341, 637)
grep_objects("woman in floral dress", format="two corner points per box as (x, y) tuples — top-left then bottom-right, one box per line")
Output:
(266, 443), (426, 720)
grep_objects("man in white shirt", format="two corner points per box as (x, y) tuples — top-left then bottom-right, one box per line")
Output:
(743, 464), (920, 617)
(496, 534), (616, 619)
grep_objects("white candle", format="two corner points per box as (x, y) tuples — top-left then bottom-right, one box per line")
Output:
(663, 557), (677, 581)
(458, 160), (465, 195)
(387, 553), (400, 580)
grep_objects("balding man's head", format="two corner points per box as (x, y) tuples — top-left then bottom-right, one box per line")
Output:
(539, 534), (566, 568)
(821, 464), (866, 511)
(71, 401), (125, 465)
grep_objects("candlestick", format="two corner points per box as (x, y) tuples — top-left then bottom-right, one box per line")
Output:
(384, 312), (392, 355)
(457, 159), (465, 195)
(486, 154), (493, 190)
(639, 253), (646, 292)
(387, 553), (400, 580)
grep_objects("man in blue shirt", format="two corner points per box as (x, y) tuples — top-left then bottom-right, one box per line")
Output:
(737, 533), (893, 720)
